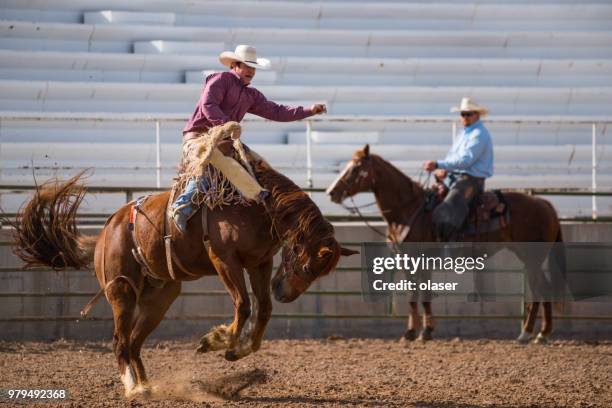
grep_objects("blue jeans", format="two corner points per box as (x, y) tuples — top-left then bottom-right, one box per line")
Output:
(171, 177), (210, 217)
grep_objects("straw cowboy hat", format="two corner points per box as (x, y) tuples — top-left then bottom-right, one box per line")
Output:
(451, 97), (489, 116)
(219, 45), (271, 70)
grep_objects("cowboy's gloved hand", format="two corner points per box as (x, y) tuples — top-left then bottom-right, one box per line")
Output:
(423, 160), (438, 172)
(310, 104), (327, 115)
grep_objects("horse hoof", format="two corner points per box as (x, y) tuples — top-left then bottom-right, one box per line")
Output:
(141, 386), (153, 399)
(125, 385), (150, 400)
(133, 384), (152, 400)
(534, 333), (548, 344)
(418, 327), (433, 342)
(224, 349), (241, 362)
(516, 331), (532, 344)
(401, 329), (417, 342)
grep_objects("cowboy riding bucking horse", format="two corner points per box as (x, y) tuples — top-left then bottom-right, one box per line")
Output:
(171, 44), (327, 230)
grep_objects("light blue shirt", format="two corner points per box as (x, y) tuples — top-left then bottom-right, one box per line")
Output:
(437, 120), (493, 178)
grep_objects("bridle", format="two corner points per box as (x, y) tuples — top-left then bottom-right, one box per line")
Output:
(334, 157), (427, 246)
(268, 221), (313, 293)
(334, 159), (387, 240)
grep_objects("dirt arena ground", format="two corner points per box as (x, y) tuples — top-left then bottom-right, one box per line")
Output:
(1, 338), (610, 407)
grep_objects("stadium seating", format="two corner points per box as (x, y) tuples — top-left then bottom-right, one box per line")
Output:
(0, 0), (611, 218)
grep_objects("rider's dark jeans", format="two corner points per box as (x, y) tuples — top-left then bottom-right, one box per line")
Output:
(432, 173), (485, 241)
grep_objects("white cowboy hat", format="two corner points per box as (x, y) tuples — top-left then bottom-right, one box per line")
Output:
(219, 45), (271, 70)
(450, 97), (489, 116)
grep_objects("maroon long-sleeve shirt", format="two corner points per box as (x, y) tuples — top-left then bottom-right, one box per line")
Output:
(183, 70), (314, 134)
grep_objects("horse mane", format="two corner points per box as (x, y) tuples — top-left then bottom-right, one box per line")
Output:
(253, 160), (337, 274)
(369, 154), (424, 199)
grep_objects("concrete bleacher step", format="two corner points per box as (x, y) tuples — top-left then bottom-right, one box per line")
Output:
(83, 11), (175, 26)
(288, 131), (381, 145)
(0, 68), (184, 83)
(2, 49), (611, 87)
(4, 0), (612, 15)
(33, 5), (612, 31)
(2, 18), (612, 48)
(3, 80), (612, 116)
(0, 38), (131, 53)
(2, 65), (612, 87)
(2, 20), (612, 59)
(0, 49), (218, 76)
(0, 9), (81, 24)
(133, 41), (223, 55)
(278, 70), (612, 87)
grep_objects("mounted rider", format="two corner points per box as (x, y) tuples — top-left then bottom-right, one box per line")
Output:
(422, 97), (494, 241)
(172, 45), (327, 231)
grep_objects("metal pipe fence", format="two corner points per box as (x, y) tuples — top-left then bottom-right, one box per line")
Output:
(1, 185), (611, 223)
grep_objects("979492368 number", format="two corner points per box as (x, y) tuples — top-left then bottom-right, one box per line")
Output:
(2, 389), (68, 400)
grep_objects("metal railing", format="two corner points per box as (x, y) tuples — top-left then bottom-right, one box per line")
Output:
(0, 112), (610, 220)
(1, 184), (611, 223)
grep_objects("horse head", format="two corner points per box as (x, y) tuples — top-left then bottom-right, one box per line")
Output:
(251, 159), (359, 303)
(326, 144), (376, 204)
(272, 240), (358, 303)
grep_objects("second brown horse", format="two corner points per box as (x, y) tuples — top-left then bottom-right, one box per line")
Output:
(327, 144), (563, 343)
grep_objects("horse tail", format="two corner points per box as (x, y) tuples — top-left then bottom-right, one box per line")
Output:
(11, 171), (96, 270)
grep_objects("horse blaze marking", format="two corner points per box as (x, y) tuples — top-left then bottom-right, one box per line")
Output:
(326, 161), (354, 194)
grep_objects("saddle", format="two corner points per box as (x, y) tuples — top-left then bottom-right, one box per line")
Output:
(465, 190), (510, 234)
(426, 182), (510, 235)
(129, 140), (256, 286)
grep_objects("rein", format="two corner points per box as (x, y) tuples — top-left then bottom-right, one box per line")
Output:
(392, 202), (425, 244)
(260, 187), (314, 292)
(341, 199), (379, 212)
(344, 196), (387, 240)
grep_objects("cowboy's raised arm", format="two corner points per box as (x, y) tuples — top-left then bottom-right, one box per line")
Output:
(248, 89), (319, 122)
(201, 73), (231, 127)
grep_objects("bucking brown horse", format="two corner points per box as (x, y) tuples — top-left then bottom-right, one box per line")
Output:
(12, 159), (356, 398)
(326, 144), (564, 344)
